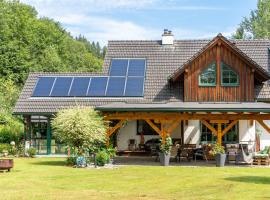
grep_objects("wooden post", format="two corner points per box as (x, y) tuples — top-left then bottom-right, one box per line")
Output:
(47, 117), (52, 155)
(217, 123), (222, 145)
(161, 122), (166, 144)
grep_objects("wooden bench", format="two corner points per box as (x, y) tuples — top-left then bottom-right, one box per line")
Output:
(0, 159), (13, 172)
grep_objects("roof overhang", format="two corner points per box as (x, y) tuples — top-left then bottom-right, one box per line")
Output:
(96, 102), (270, 113)
(168, 34), (270, 82)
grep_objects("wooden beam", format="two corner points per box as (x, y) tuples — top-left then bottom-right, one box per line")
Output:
(167, 119), (182, 135)
(249, 120), (254, 127)
(201, 120), (217, 135)
(257, 120), (270, 134)
(161, 122), (166, 144)
(217, 123), (222, 145)
(222, 120), (238, 136)
(145, 119), (162, 136)
(107, 120), (126, 137)
(104, 112), (270, 121)
(210, 120), (229, 124)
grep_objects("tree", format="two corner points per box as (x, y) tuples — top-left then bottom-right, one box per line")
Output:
(232, 0), (270, 39)
(51, 107), (108, 153)
(0, 0), (103, 86)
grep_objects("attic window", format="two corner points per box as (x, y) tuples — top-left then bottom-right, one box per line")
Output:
(199, 63), (217, 86)
(221, 62), (239, 86)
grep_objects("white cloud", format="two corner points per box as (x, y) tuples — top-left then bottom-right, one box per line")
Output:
(55, 14), (160, 45)
(20, 0), (233, 46)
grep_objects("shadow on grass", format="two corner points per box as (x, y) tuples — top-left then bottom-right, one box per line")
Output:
(225, 176), (270, 185)
(32, 160), (66, 166)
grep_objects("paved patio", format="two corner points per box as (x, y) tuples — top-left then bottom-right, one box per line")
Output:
(113, 156), (270, 168)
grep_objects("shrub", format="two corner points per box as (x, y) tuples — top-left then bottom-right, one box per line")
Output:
(0, 143), (12, 154)
(210, 143), (225, 156)
(160, 136), (172, 155)
(27, 148), (37, 157)
(52, 106), (108, 153)
(96, 150), (109, 166)
(66, 156), (76, 166)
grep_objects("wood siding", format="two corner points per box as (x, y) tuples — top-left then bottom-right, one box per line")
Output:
(184, 42), (254, 102)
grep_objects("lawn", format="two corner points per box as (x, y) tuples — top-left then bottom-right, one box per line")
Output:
(0, 158), (270, 200)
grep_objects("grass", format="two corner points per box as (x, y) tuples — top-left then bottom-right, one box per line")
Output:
(0, 158), (270, 200)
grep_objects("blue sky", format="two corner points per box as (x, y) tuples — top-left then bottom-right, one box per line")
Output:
(21, 0), (257, 46)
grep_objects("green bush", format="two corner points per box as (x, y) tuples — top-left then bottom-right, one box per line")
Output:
(27, 148), (37, 157)
(0, 143), (12, 154)
(66, 157), (76, 166)
(96, 150), (109, 166)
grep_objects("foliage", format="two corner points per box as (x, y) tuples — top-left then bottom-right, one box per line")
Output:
(0, 0), (103, 86)
(52, 106), (108, 153)
(66, 156), (76, 166)
(160, 136), (172, 155)
(96, 150), (110, 166)
(210, 143), (225, 156)
(106, 145), (117, 158)
(27, 147), (37, 157)
(0, 143), (12, 154)
(76, 35), (107, 59)
(232, 0), (270, 39)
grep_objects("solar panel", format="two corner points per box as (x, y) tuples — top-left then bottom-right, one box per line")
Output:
(69, 77), (90, 96)
(128, 59), (146, 76)
(106, 77), (125, 96)
(32, 77), (55, 97)
(50, 77), (73, 97)
(88, 77), (108, 96)
(124, 77), (144, 96)
(109, 59), (128, 76)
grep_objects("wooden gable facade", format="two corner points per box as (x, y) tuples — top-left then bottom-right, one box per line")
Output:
(183, 39), (256, 102)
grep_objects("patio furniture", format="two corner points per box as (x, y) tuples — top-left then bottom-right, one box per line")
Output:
(0, 159), (13, 172)
(236, 143), (255, 165)
(194, 146), (208, 162)
(226, 144), (239, 164)
(170, 144), (180, 162)
(128, 139), (136, 151)
(253, 146), (270, 166)
(179, 144), (196, 162)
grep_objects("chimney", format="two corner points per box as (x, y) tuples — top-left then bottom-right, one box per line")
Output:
(162, 29), (174, 45)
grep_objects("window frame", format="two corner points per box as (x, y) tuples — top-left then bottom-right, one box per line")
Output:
(198, 62), (217, 87)
(220, 62), (240, 87)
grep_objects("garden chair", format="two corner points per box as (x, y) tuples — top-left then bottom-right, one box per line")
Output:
(194, 146), (208, 162)
(170, 144), (180, 162)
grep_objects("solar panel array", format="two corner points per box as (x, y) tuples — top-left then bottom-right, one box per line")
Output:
(32, 59), (146, 97)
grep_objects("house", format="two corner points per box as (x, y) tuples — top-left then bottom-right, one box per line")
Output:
(14, 30), (270, 155)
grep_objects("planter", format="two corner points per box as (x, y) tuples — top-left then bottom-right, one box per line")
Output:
(159, 152), (170, 166)
(0, 159), (13, 172)
(215, 153), (226, 167)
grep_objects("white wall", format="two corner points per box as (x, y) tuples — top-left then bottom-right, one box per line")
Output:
(238, 120), (256, 150)
(183, 120), (200, 145)
(116, 120), (182, 151)
(256, 120), (270, 150)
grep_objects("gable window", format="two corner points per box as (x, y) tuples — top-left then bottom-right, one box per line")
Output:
(221, 62), (239, 86)
(199, 63), (216, 86)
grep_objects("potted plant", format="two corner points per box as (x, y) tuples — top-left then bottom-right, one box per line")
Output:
(159, 136), (172, 166)
(210, 143), (226, 167)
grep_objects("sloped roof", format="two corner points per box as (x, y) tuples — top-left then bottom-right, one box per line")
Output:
(169, 34), (270, 82)
(14, 36), (270, 115)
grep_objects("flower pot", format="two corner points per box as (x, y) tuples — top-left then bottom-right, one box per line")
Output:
(215, 153), (226, 167)
(159, 152), (170, 166)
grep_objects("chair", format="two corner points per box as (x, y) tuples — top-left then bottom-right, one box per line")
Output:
(194, 146), (208, 162)
(170, 144), (180, 162)
(179, 144), (195, 162)
(253, 146), (270, 165)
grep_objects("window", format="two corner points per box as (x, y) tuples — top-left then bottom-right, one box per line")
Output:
(199, 63), (216, 86)
(137, 120), (160, 135)
(200, 121), (238, 144)
(221, 62), (239, 86)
